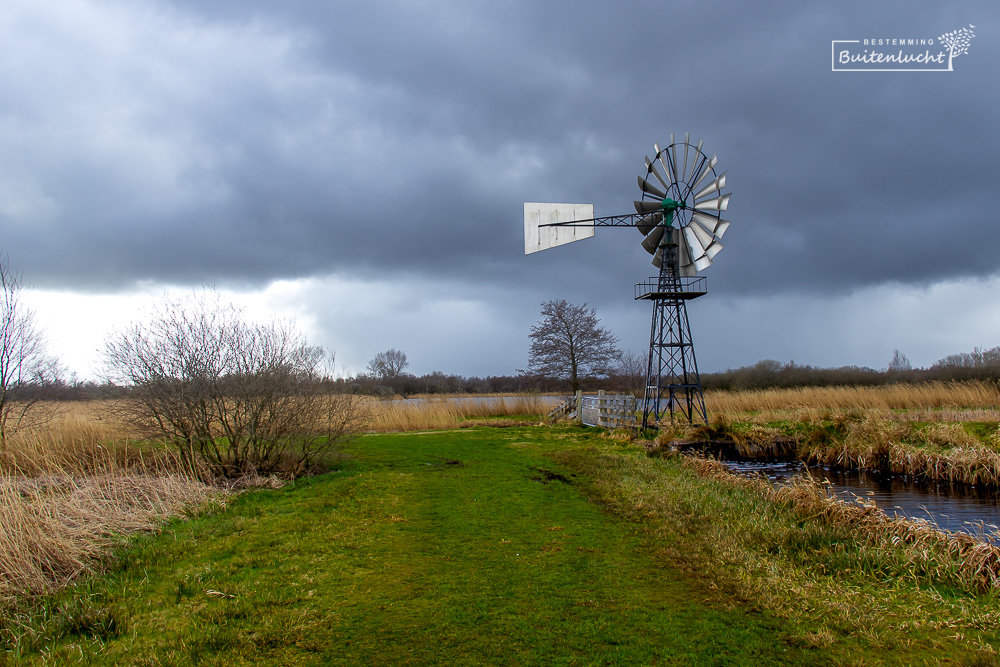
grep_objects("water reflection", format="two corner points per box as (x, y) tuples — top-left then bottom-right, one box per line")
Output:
(724, 459), (1000, 543)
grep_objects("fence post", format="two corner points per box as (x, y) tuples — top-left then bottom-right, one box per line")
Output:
(575, 390), (583, 424)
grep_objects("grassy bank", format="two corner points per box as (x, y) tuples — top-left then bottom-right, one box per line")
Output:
(679, 411), (1000, 487)
(6, 425), (1000, 665)
(561, 440), (1000, 662)
(671, 382), (1000, 487)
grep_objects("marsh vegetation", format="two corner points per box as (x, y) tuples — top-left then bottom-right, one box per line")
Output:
(4, 381), (1000, 664)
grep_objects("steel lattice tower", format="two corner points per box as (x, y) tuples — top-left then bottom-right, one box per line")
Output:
(636, 229), (707, 427)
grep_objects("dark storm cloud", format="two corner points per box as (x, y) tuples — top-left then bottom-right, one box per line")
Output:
(1, 0), (997, 305)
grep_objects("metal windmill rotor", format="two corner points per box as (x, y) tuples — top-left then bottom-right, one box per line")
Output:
(524, 132), (733, 427)
(635, 134), (730, 275)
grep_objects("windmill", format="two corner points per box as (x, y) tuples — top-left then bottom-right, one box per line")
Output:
(524, 133), (732, 428)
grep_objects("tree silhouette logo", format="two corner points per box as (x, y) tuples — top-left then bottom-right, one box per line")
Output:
(938, 24), (976, 70)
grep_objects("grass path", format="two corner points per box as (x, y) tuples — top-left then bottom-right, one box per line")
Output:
(11, 427), (813, 665)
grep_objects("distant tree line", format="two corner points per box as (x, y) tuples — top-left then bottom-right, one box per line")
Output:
(702, 346), (1000, 391)
(16, 345), (1000, 403)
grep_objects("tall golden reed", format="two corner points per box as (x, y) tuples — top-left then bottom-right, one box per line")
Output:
(0, 403), (219, 606)
(366, 395), (548, 432)
(706, 380), (1000, 417)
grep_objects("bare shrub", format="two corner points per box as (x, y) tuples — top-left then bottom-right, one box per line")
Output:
(0, 254), (62, 448)
(609, 349), (646, 396)
(102, 291), (368, 477)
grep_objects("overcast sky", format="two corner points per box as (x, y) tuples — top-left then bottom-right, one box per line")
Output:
(3, 0), (997, 380)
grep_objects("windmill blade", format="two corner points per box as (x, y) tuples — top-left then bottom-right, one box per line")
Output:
(693, 193), (731, 212)
(645, 156), (670, 190)
(637, 175), (666, 199)
(692, 212), (730, 238)
(680, 132), (690, 181)
(640, 225), (665, 254)
(657, 146), (674, 188)
(634, 200), (663, 214)
(694, 171), (727, 200)
(690, 155), (719, 191)
(691, 214), (717, 237)
(652, 247), (663, 269)
(682, 225), (707, 260)
(678, 233), (693, 267)
(636, 212), (662, 235)
(690, 219), (717, 250)
(690, 217), (726, 261)
(693, 254), (714, 272)
(669, 135), (680, 185)
(678, 233), (699, 276)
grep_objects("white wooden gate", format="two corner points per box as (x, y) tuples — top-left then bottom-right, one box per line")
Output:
(580, 391), (637, 429)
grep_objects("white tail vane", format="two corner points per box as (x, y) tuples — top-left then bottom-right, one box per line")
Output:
(523, 203), (595, 254)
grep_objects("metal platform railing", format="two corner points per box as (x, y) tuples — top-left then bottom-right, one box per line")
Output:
(634, 276), (707, 300)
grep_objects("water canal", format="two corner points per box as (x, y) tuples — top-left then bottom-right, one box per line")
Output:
(724, 459), (1000, 543)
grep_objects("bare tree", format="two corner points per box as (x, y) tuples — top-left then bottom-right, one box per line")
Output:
(610, 348), (646, 396)
(526, 299), (620, 393)
(367, 349), (409, 393)
(0, 254), (62, 447)
(102, 290), (368, 477)
(888, 349), (912, 373)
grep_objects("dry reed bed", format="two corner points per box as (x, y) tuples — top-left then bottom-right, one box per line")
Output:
(706, 380), (1000, 417)
(795, 416), (1000, 486)
(366, 395), (548, 432)
(706, 411), (1000, 487)
(0, 470), (217, 605)
(699, 383), (1000, 486)
(685, 454), (1000, 591)
(0, 407), (221, 609)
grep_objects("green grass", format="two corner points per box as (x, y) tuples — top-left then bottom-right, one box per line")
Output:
(7, 427), (809, 666)
(7, 425), (1000, 665)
